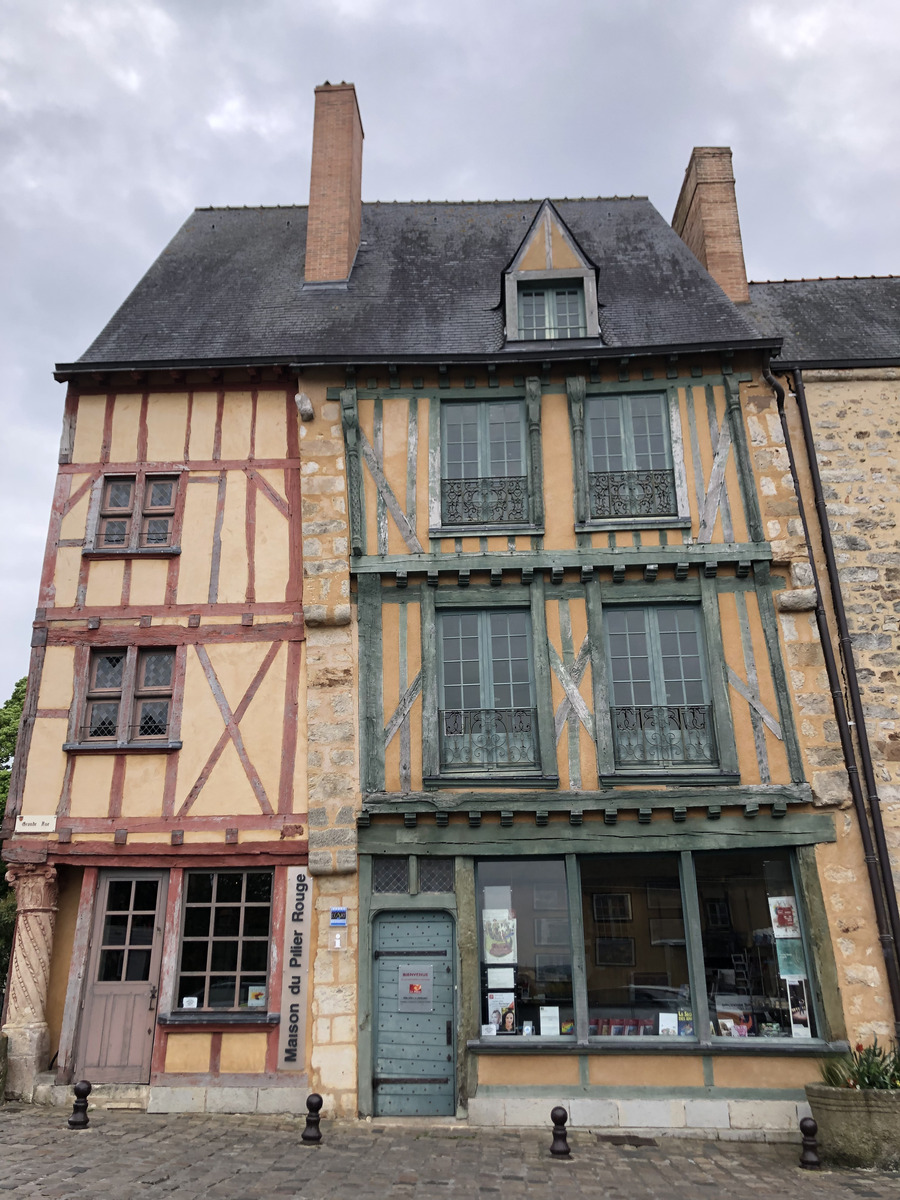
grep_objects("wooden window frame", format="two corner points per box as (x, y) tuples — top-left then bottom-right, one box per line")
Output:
(174, 869), (274, 1014)
(569, 382), (691, 532)
(429, 389), (545, 537)
(505, 266), (600, 343)
(590, 586), (739, 786)
(65, 644), (185, 753)
(84, 469), (185, 557)
(421, 586), (558, 788)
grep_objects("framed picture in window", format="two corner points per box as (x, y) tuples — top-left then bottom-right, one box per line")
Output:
(534, 953), (571, 983)
(533, 885), (566, 911)
(592, 893), (632, 923)
(595, 937), (635, 967)
(534, 918), (569, 946)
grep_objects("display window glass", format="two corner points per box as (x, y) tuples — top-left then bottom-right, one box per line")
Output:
(477, 859), (575, 1038)
(581, 854), (693, 1037)
(696, 849), (816, 1039)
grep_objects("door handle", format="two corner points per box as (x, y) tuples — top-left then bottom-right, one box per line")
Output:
(148, 985), (158, 1012)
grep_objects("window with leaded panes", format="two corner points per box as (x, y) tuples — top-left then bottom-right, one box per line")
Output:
(440, 402), (528, 527)
(176, 870), (273, 1011)
(604, 606), (717, 771)
(97, 474), (178, 551)
(84, 647), (175, 743)
(586, 394), (676, 519)
(438, 610), (538, 773)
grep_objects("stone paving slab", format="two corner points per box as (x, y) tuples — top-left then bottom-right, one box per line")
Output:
(0, 1104), (899, 1199)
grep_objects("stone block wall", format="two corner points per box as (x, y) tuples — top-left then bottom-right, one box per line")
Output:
(298, 379), (360, 1115)
(743, 374), (899, 1039)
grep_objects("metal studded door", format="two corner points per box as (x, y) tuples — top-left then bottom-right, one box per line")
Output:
(373, 911), (455, 1116)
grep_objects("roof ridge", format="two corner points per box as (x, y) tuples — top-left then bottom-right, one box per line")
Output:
(194, 196), (649, 214)
(751, 275), (900, 285)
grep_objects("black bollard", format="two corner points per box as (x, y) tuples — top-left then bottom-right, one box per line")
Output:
(67, 1080), (92, 1130)
(799, 1116), (820, 1170)
(549, 1105), (571, 1157)
(302, 1092), (323, 1144)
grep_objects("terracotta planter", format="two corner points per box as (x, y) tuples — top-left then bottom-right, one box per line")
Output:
(805, 1083), (900, 1169)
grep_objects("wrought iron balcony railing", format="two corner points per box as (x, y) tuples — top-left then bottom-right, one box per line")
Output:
(610, 704), (717, 769)
(439, 707), (539, 770)
(588, 469), (677, 519)
(441, 476), (528, 526)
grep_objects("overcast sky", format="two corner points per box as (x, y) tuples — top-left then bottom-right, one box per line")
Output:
(1, 0), (898, 701)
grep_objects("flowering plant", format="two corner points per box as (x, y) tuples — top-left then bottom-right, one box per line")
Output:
(820, 1038), (900, 1090)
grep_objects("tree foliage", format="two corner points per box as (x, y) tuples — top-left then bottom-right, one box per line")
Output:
(1, 677), (27, 983)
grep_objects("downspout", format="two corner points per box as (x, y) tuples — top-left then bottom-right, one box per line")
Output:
(763, 361), (900, 1034)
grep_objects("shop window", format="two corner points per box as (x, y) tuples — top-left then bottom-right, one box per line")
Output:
(696, 849), (816, 1039)
(438, 610), (538, 775)
(81, 647), (176, 745)
(581, 849), (816, 1040)
(604, 606), (718, 771)
(586, 394), (676, 519)
(440, 402), (529, 527)
(91, 474), (180, 552)
(477, 860), (574, 1039)
(582, 854), (692, 1036)
(176, 871), (273, 1011)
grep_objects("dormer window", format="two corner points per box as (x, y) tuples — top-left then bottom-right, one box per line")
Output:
(504, 200), (600, 343)
(518, 283), (586, 340)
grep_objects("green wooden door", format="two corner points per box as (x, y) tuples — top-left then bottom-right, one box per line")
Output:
(373, 911), (456, 1116)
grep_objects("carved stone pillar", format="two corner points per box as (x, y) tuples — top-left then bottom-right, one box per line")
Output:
(2, 863), (58, 1101)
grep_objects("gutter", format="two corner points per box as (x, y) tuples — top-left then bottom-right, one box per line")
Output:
(764, 361), (900, 1034)
(53, 337), (783, 382)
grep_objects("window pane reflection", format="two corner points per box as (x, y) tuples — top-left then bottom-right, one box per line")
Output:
(582, 855), (692, 1037)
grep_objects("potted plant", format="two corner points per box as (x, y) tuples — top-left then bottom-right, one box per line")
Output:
(806, 1039), (900, 1169)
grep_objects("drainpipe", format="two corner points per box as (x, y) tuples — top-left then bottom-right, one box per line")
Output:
(764, 362), (900, 1034)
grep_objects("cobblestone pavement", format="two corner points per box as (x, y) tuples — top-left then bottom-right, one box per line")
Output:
(1, 1105), (899, 1199)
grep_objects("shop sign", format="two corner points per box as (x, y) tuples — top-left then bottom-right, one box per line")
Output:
(278, 866), (310, 1070)
(398, 964), (433, 1011)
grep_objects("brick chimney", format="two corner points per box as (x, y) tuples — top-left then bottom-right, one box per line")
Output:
(304, 82), (364, 283)
(672, 147), (749, 304)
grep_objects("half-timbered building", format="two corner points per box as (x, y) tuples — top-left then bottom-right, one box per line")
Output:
(3, 85), (896, 1133)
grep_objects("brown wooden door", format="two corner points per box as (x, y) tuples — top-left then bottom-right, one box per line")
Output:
(75, 871), (167, 1084)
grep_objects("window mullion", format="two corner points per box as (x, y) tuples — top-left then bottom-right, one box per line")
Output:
(565, 854), (590, 1042)
(479, 612), (493, 715)
(131, 471), (148, 551)
(646, 609), (665, 709)
(118, 648), (140, 743)
(680, 850), (711, 1045)
(477, 405), (491, 479)
(621, 396), (637, 472)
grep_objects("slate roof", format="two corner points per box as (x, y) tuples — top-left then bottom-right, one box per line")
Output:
(64, 199), (771, 371)
(747, 277), (900, 367)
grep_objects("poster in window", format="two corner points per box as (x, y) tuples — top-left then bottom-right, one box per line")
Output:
(787, 977), (812, 1038)
(482, 909), (517, 962)
(768, 896), (801, 939)
(485, 992), (514, 1031)
(775, 936), (808, 979)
